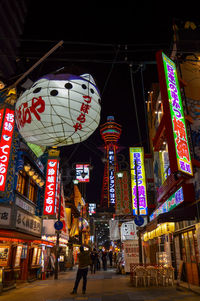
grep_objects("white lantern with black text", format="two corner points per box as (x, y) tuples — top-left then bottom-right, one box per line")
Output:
(15, 73), (101, 147)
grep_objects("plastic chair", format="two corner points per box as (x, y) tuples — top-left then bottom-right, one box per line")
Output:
(157, 267), (166, 286)
(147, 266), (158, 286)
(132, 267), (147, 287)
(165, 267), (174, 286)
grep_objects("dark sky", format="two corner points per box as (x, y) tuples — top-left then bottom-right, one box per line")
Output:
(18, 1), (178, 203)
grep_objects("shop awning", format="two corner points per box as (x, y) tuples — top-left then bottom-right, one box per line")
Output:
(0, 229), (43, 242)
(157, 202), (200, 223)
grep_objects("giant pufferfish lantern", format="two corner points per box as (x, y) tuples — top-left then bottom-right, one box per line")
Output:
(15, 73), (101, 147)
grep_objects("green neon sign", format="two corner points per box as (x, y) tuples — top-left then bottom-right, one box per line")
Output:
(162, 53), (193, 176)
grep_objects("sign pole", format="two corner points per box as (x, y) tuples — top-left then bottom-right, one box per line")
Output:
(54, 180), (61, 280)
(135, 159), (143, 264)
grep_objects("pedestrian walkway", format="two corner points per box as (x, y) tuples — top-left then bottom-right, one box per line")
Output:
(0, 268), (199, 301)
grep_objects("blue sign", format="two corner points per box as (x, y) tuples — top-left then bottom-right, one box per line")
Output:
(134, 215), (144, 226)
(54, 220), (63, 230)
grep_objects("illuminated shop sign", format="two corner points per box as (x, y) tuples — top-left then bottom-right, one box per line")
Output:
(150, 186), (184, 221)
(109, 148), (115, 204)
(129, 147), (148, 215)
(162, 53), (193, 176)
(89, 203), (96, 215)
(43, 159), (59, 215)
(76, 164), (90, 183)
(0, 108), (15, 192)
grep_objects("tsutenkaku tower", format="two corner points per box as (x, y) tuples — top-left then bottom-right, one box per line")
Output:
(100, 116), (122, 209)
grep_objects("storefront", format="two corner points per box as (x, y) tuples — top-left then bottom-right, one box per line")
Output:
(0, 229), (44, 289)
(173, 220), (200, 286)
(143, 195), (200, 286)
(142, 222), (175, 267)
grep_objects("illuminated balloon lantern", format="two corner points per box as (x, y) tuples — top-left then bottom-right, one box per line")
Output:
(15, 73), (101, 147)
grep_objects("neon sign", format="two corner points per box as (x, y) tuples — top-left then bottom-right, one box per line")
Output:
(162, 53), (193, 176)
(76, 164), (90, 183)
(109, 148), (115, 204)
(0, 108), (15, 192)
(129, 147), (148, 215)
(43, 159), (59, 215)
(150, 186), (184, 221)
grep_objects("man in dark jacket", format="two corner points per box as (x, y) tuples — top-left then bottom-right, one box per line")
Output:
(71, 246), (91, 294)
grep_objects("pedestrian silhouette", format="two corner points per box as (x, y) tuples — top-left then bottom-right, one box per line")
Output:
(71, 246), (91, 295)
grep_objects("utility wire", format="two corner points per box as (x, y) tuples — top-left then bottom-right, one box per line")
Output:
(97, 45), (120, 97)
(129, 64), (143, 147)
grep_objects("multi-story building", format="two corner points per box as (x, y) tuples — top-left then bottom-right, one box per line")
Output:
(142, 22), (200, 287)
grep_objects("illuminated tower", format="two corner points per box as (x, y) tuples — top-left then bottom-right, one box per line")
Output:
(100, 116), (122, 209)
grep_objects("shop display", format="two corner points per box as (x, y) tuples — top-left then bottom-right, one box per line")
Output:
(156, 252), (170, 267)
(14, 245), (22, 267)
(32, 247), (38, 266)
(36, 248), (41, 265)
(0, 245), (10, 267)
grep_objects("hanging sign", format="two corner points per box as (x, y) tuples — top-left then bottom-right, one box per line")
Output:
(0, 108), (15, 192)
(76, 164), (90, 182)
(43, 159), (59, 215)
(156, 51), (193, 176)
(129, 147), (148, 215)
(15, 73), (101, 147)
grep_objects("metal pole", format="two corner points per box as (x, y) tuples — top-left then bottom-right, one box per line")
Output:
(135, 159), (143, 264)
(54, 181), (61, 280)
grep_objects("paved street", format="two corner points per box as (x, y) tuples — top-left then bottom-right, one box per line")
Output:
(0, 268), (199, 301)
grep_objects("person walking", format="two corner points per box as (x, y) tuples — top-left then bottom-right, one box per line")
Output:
(102, 249), (107, 271)
(108, 250), (113, 267)
(71, 246), (91, 295)
(90, 248), (98, 274)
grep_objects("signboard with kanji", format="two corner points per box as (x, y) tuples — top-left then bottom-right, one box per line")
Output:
(129, 147), (148, 215)
(0, 108), (15, 192)
(156, 51), (193, 176)
(43, 159), (59, 215)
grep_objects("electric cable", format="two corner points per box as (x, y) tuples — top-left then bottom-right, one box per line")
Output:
(129, 64), (143, 147)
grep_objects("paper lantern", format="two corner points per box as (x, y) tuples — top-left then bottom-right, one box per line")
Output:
(15, 73), (101, 147)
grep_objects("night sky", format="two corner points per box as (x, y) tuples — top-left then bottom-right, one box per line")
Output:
(17, 2), (180, 203)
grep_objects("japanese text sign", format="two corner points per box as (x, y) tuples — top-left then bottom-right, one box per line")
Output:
(129, 147), (148, 215)
(43, 159), (59, 215)
(0, 108), (15, 192)
(158, 52), (193, 176)
(76, 164), (90, 182)
(150, 186), (184, 221)
(109, 148), (115, 205)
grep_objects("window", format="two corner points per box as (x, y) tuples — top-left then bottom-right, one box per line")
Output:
(16, 170), (28, 195)
(29, 179), (38, 204)
(16, 170), (38, 204)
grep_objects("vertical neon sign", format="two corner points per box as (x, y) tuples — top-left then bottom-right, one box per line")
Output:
(161, 53), (193, 176)
(129, 147), (148, 215)
(43, 159), (59, 215)
(0, 108), (15, 192)
(109, 147), (115, 205)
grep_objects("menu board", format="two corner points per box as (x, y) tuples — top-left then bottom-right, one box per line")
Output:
(14, 245), (23, 267)
(123, 240), (139, 272)
(32, 247), (38, 266)
(0, 246), (10, 267)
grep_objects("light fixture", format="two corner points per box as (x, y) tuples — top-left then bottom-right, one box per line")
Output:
(73, 179), (79, 184)
(28, 169), (35, 177)
(39, 181), (44, 187)
(116, 171), (123, 178)
(24, 164), (31, 172)
(33, 173), (39, 180)
(36, 177), (41, 184)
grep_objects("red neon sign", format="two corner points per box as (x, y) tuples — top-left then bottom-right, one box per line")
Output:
(43, 159), (59, 215)
(0, 108), (15, 192)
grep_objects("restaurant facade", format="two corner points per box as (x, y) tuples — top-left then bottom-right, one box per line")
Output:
(142, 48), (200, 286)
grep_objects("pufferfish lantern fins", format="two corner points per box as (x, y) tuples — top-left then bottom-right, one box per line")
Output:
(80, 74), (96, 85)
